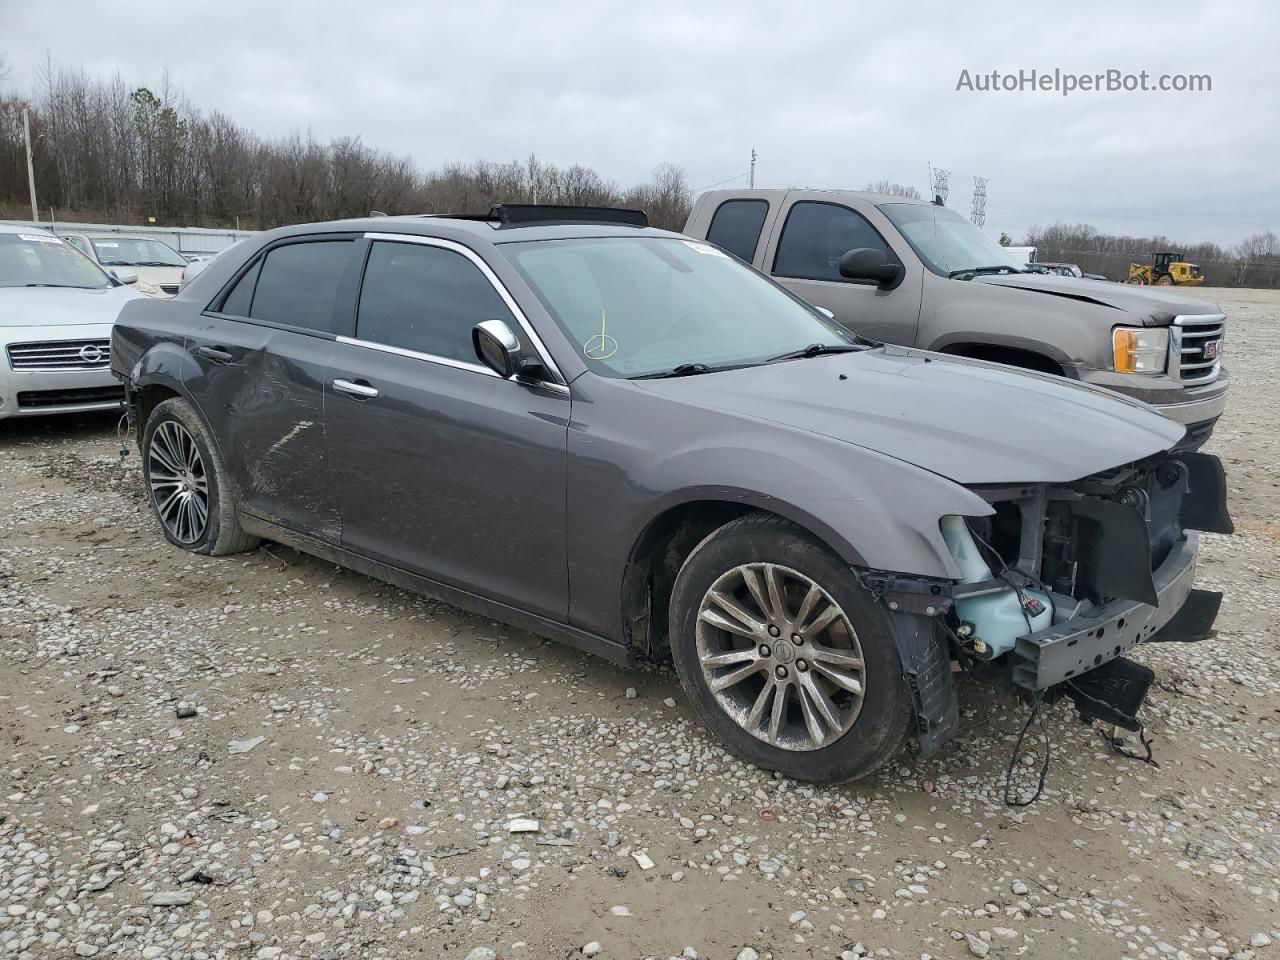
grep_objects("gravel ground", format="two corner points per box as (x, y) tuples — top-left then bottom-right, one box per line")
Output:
(2, 287), (1278, 960)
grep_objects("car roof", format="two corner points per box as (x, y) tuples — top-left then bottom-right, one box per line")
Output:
(75, 234), (179, 244)
(262, 215), (686, 246)
(0, 223), (55, 236)
(699, 188), (935, 207)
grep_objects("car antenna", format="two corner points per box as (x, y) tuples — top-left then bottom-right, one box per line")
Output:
(932, 194), (945, 206)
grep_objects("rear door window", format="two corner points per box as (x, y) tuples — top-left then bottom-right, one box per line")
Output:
(706, 199), (769, 263)
(249, 240), (354, 334)
(356, 241), (515, 364)
(773, 201), (893, 281)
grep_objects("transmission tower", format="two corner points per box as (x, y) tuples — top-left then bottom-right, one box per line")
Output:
(930, 167), (951, 204)
(970, 176), (988, 228)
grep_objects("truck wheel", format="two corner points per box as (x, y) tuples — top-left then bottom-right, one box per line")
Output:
(1156, 274), (1174, 285)
(141, 397), (260, 557)
(668, 513), (912, 784)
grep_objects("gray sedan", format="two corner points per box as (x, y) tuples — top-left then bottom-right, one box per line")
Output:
(110, 206), (1230, 783)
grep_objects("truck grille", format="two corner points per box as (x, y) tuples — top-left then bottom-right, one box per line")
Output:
(159, 283), (180, 295)
(1171, 314), (1225, 385)
(6, 338), (112, 371)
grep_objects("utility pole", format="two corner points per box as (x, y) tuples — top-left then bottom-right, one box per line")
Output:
(23, 107), (39, 222)
(748, 148), (757, 188)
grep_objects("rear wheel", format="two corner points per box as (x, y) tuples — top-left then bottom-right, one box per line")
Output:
(668, 513), (911, 783)
(141, 397), (260, 556)
(1155, 274), (1175, 285)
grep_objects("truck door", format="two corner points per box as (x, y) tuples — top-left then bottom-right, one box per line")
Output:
(702, 197), (774, 265)
(759, 196), (924, 346)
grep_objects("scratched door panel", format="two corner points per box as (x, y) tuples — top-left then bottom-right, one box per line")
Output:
(186, 314), (341, 541)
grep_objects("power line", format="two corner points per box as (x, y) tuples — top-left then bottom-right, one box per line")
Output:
(694, 171), (750, 193)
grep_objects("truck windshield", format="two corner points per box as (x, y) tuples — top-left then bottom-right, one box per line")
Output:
(90, 237), (187, 267)
(503, 237), (857, 379)
(0, 233), (112, 289)
(878, 202), (1025, 277)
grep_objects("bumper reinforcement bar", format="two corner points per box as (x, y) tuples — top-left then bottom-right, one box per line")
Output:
(1012, 533), (1207, 691)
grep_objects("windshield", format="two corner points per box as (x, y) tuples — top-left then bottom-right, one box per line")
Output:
(90, 237), (187, 267)
(878, 202), (1025, 276)
(0, 233), (112, 289)
(504, 237), (857, 378)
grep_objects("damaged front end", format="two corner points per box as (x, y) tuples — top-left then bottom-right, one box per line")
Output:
(863, 450), (1232, 754)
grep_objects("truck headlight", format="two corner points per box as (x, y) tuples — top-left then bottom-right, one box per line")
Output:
(1112, 326), (1169, 374)
(135, 279), (163, 296)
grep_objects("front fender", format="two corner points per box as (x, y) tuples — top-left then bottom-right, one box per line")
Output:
(627, 437), (992, 581)
(927, 329), (1079, 375)
(920, 277), (1113, 375)
(565, 379), (996, 642)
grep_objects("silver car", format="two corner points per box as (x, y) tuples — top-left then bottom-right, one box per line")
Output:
(0, 225), (143, 420)
(62, 233), (188, 297)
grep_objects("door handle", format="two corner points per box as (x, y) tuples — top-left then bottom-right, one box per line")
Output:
(332, 378), (379, 400)
(196, 345), (233, 363)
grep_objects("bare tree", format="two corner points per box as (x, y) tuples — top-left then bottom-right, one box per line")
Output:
(1232, 230), (1280, 285)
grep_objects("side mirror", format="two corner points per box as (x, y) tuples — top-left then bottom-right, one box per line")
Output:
(838, 248), (904, 290)
(111, 269), (139, 285)
(473, 319), (527, 379)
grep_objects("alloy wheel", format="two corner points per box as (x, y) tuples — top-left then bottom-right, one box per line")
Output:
(695, 562), (866, 751)
(147, 420), (210, 545)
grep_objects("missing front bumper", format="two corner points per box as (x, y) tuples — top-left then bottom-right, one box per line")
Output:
(1011, 533), (1215, 690)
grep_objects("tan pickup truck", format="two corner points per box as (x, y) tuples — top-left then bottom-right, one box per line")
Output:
(685, 189), (1228, 447)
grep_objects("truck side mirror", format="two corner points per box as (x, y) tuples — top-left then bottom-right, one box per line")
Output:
(838, 248), (904, 290)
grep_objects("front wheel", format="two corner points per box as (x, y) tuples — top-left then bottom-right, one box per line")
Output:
(668, 513), (912, 783)
(141, 396), (260, 556)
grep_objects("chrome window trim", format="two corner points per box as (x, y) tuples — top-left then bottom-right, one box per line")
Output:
(361, 232), (569, 392)
(335, 334), (498, 378)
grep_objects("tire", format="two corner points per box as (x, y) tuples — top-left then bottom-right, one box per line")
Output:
(1125, 275), (1147, 285)
(1155, 274), (1174, 285)
(668, 513), (912, 784)
(141, 396), (260, 557)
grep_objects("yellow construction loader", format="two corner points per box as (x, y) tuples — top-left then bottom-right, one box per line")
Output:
(1126, 251), (1206, 286)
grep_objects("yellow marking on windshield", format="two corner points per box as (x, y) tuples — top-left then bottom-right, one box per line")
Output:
(583, 308), (618, 360)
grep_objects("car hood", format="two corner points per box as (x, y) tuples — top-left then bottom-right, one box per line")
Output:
(975, 272), (1219, 323)
(634, 346), (1185, 485)
(128, 265), (185, 286)
(0, 284), (143, 328)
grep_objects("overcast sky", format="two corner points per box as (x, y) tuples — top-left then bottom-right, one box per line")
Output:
(2, 0), (1275, 246)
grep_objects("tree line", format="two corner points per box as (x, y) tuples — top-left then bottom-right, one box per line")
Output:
(1024, 222), (1280, 288)
(2, 59), (1277, 287)
(0, 62), (693, 230)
